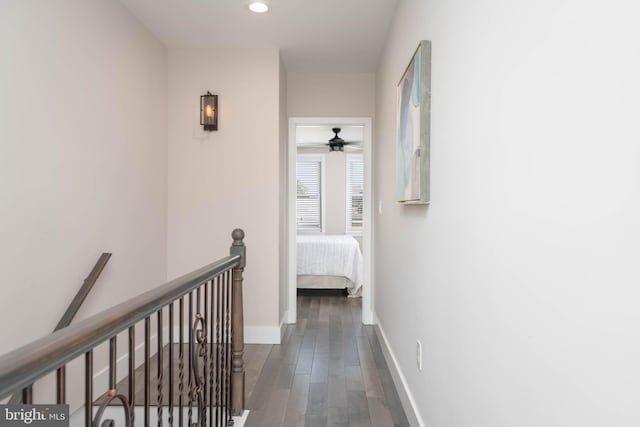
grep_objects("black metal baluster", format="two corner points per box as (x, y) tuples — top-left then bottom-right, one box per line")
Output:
(192, 292), (207, 427)
(56, 367), (65, 404)
(169, 303), (174, 427)
(129, 326), (136, 426)
(145, 317), (151, 427)
(196, 285), (205, 427)
(109, 336), (117, 391)
(95, 335), (134, 427)
(216, 274), (222, 427)
(188, 292), (193, 426)
(85, 351), (93, 427)
(0, 233), (246, 427)
(179, 297), (184, 427)
(204, 282), (209, 426)
(158, 309), (164, 427)
(21, 386), (32, 404)
(219, 275), (224, 425)
(209, 278), (216, 427)
(195, 288), (200, 425)
(225, 271), (230, 426)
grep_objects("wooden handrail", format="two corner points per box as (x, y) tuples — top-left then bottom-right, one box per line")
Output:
(0, 229), (246, 418)
(55, 252), (112, 331)
(8, 252), (112, 404)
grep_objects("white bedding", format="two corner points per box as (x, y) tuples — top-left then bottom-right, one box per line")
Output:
(296, 234), (363, 296)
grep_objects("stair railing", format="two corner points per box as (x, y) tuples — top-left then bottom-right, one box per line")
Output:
(0, 228), (246, 427)
(8, 252), (112, 405)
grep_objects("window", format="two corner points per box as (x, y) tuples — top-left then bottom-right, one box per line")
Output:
(296, 155), (323, 232)
(347, 154), (364, 233)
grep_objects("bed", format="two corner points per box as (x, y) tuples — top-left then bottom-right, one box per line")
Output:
(296, 234), (363, 297)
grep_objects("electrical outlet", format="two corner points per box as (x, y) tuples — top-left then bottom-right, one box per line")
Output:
(416, 340), (423, 371)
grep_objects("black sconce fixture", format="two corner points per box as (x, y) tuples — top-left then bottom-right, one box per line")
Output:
(200, 91), (218, 131)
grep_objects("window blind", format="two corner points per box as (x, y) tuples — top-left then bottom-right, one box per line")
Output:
(347, 155), (364, 232)
(296, 158), (322, 232)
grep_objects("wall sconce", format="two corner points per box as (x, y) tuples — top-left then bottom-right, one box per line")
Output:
(200, 91), (218, 131)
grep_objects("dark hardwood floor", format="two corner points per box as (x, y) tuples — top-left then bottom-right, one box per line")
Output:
(100, 294), (409, 426)
(244, 294), (409, 427)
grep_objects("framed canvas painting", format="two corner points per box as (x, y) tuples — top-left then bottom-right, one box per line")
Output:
(396, 40), (431, 204)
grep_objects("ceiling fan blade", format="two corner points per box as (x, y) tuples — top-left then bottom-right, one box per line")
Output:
(298, 144), (328, 148)
(343, 145), (363, 152)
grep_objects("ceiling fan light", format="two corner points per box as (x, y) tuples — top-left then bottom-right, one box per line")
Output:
(248, 2), (269, 13)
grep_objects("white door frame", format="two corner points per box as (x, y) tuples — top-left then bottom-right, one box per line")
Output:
(287, 117), (374, 325)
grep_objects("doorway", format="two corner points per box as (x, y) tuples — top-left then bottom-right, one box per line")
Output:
(287, 117), (373, 325)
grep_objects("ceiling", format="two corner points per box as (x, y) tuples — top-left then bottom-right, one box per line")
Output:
(119, 0), (399, 72)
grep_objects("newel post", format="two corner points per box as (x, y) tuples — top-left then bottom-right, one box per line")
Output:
(230, 229), (245, 416)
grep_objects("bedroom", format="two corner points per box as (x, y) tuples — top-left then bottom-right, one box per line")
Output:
(287, 118), (373, 323)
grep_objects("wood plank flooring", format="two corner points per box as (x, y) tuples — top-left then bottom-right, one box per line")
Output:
(244, 294), (409, 427)
(100, 294), (409, 427)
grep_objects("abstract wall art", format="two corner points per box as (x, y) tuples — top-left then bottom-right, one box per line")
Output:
(396, 40), (431, 204)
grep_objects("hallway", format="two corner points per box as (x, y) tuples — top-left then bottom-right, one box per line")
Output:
(244, 294), (409, 427)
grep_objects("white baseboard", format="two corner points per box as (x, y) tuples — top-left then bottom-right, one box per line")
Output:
(280, 311), (289, 342)
(244, 326), (281, 344)
(91, 323), (279, 400)
(374, 314), (426, 427)
(171, 325), (282, 345)
(169, 325), (280, 345)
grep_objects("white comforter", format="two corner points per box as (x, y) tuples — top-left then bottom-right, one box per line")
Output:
(297, 235), (363, 295)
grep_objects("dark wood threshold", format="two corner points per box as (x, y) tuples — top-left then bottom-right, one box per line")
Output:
(296, 288), (348, 297)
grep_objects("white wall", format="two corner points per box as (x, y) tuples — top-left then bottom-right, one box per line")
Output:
(0, 0), (168, 355)
(287, 73), (375, 117)
(374, 0), (640, 426)
(278, 57), (289, 327)
(167, 48), (283, 343)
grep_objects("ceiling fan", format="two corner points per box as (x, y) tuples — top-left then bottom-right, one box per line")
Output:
(325, 128), (360, 152)
(297, 127), (363, 152)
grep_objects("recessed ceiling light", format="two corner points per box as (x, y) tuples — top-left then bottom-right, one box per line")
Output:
(248, 2), (269, 13)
